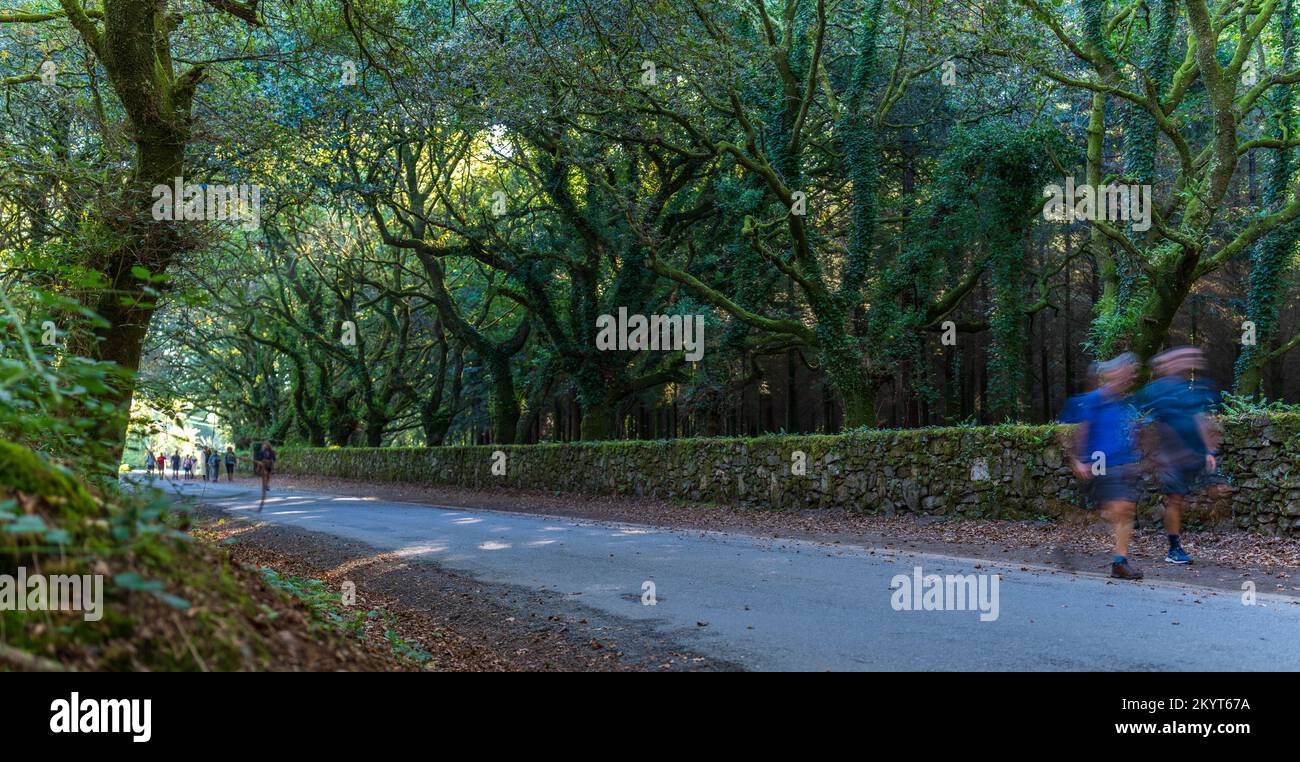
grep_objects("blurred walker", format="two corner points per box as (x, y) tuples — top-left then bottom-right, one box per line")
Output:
(1060, 353), (1144, 580)
(1136, 347), (1219, 565)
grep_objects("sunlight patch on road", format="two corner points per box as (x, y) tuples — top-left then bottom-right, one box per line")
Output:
(392, 543), (450, 557)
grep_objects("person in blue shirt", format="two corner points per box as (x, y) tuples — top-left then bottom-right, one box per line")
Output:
(1060, 353), (1144, 580)
(1135, 346), (1219, 565)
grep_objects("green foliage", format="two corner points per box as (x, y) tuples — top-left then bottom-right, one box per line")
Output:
(0, 287), (125, 477)
(1219, 393), (1300, 417)
(259, 569), (368, 634)
(259, 568), (434, 665)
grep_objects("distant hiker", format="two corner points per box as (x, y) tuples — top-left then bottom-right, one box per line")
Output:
(183, 454), (194, 480)
(145, 450), (155, 476)
(224, 446), (237, 481)
(253, 442), (276, 503)
(1060, 353), (1143, 580)
(170, 452), (181, 479)
(157, 453), (167, 478)
(1136, 347), (1220, 565)
(207, 448), (222, 483)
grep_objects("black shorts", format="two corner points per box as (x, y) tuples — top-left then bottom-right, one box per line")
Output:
(1087, 463), (1139, 505)
(1159, 460), (1206, 494)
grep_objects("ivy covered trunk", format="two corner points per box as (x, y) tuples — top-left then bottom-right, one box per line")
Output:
(364, 413), (386, 447)
(487, 355), (521, 445)
(1130, 252), (1200, 362)
(821, 343), (874, 429)
(579, 407), (618, 441)
(1236, 0), (1298, 396)
(326, 396), (356, 447)
(422, 410), (452, 447)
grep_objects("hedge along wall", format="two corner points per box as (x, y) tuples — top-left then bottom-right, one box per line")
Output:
(276, 413), (1300, 535)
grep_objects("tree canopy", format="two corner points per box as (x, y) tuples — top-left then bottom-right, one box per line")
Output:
(3, 0), (1299, 458)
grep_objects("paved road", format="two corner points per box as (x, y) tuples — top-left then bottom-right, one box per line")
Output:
(156, 477), (1300, 671)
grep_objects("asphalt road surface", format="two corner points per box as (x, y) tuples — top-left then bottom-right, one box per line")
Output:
(158, 477), (1300, 671)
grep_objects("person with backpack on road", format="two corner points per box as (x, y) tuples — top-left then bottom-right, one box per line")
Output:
(1135, 346), (1220, 565)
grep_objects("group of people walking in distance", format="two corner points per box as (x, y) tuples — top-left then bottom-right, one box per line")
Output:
(145, 446), (238, 482)
(143, 442), (277, 493)
(1060, 346), (1222, 581)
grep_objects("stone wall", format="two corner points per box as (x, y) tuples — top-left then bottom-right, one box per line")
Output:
(276, 413), (1300, 535)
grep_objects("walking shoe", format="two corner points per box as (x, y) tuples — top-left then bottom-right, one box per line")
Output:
(1165, 546), (1192, 564)
(1111, 560), (1144, 580)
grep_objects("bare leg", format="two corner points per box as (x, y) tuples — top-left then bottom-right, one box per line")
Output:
(1104, 500), (1136, 558)
(1164, 494), (1184, 536)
